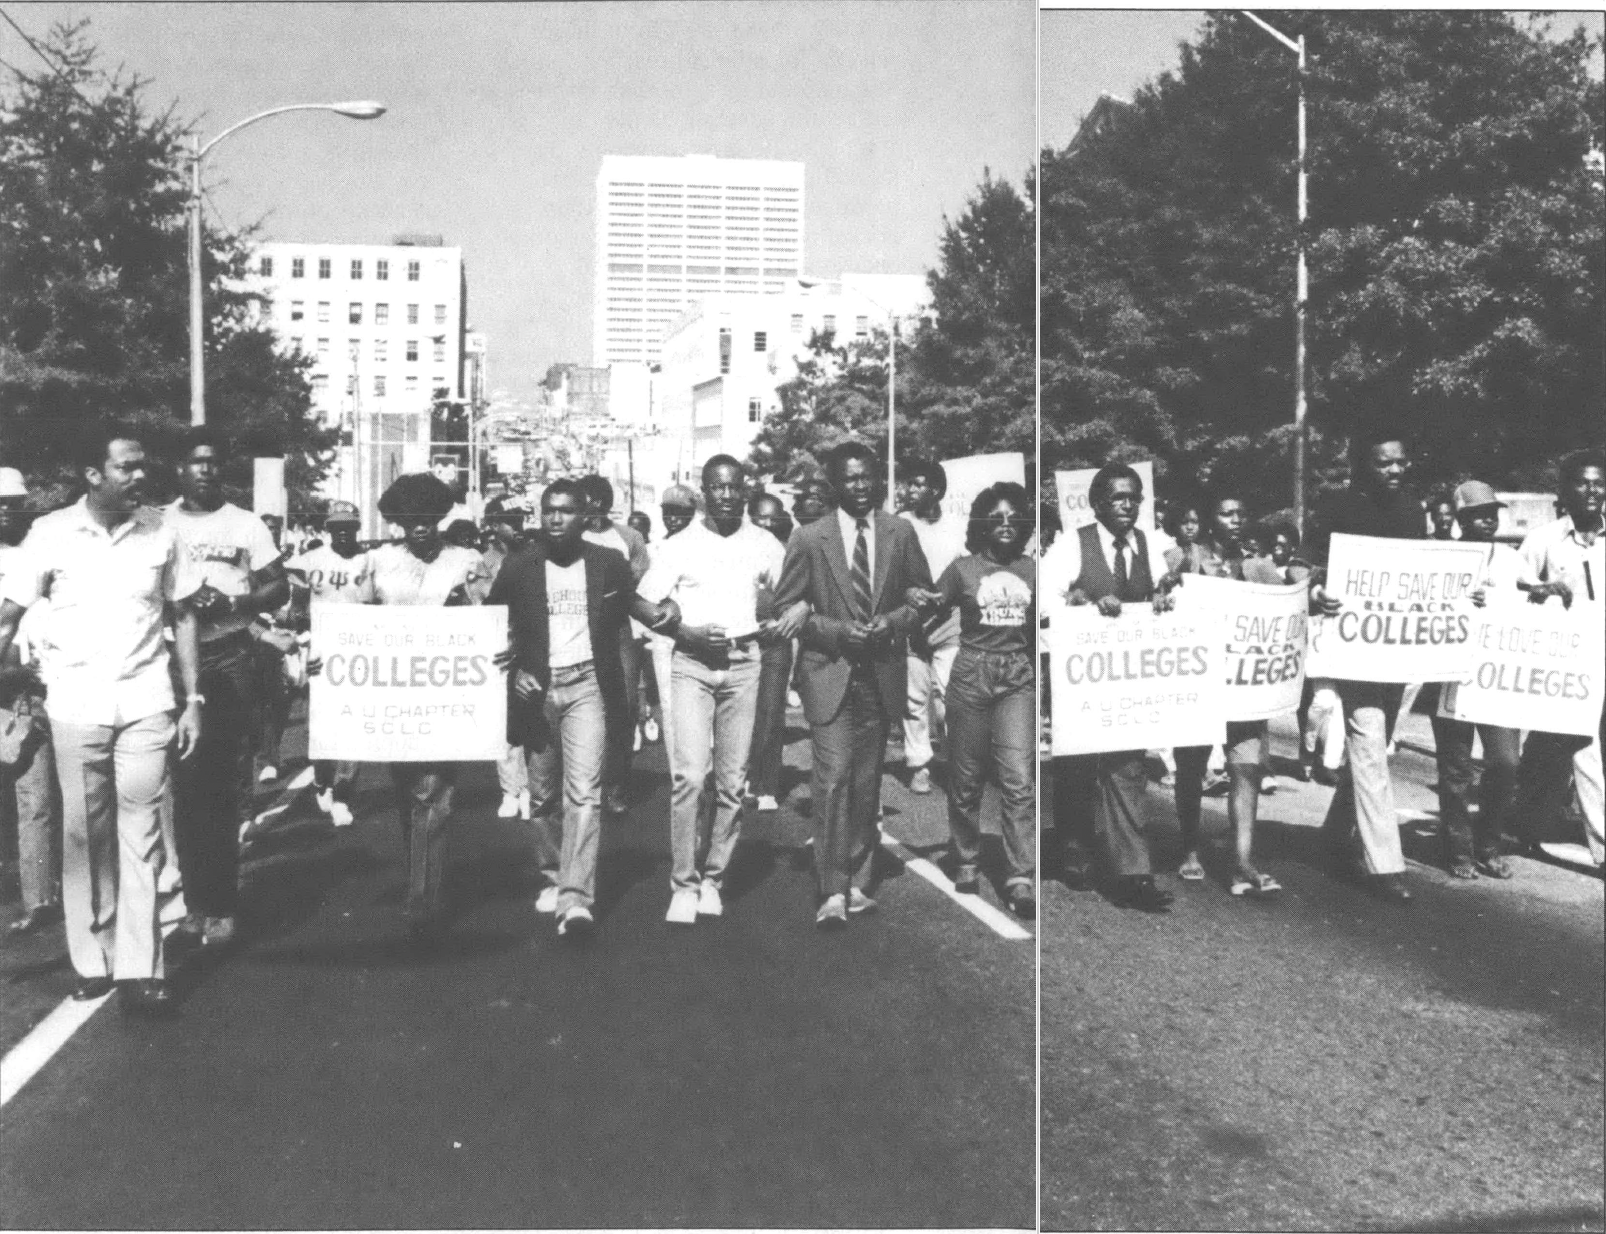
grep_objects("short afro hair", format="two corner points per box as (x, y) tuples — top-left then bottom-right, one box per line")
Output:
(378, 473), (455, 523)
(574, 474), (614, 512)
(1089, 462), (1144, 508)
(904, 459), (948, 500)
(824, 440), (880, 488)
(1559, 448), (1605, 490)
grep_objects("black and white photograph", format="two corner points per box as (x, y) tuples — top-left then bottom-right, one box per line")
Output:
(0, 2), (1036, 1228)
(1038, 8), (1605, 1232)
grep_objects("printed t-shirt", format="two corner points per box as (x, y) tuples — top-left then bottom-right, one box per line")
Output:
(545, 558), (591, 668)
(164, 500), (281, 642)
(937, 554), (1035, 655)
(289, 545), (372, 605)
(360, 543), (488, 607)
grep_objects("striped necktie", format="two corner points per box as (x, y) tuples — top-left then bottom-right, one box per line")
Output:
(852, 517), (872, 621)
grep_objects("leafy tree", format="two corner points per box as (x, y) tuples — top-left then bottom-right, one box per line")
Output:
(1043, 11), (1604, 512)
(0, 21), (332, 510)
(747, 171), (1036, 482)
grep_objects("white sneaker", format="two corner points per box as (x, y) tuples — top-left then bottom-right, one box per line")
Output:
(787, 690), (802, 709)
(756, 794), (780, 812)
(316, 787), (335, 815)
(633, 725), (644, 753)
(258, 765), (278, 784)
(329, 800), (355, 827)
(665, 889), (699, 925)
(557, 905), (594, 939)
(517, 789), (531, 820)
(497, 793), (521, 819)
(534, 885), (560, 915)
(643, 716), (661, 744)
(697, 882), (723, 918)
(847, 887), (878, 915)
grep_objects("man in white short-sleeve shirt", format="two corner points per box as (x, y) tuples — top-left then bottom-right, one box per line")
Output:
(637, 455), (803, 925)
(163, 430), (287, 948)
(899, 461), (966, 794)
(0, 429), (202, 1014)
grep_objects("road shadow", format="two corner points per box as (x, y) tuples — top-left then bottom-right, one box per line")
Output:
(240, 927), (529, 970)
(241, 841), (388, 946)
(592, 847), (661, 920)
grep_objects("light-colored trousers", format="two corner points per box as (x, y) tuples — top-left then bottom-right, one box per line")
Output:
(51, 710), (175, 980)
(904, 640), (958, 771)
(1, 715), (58, 912)
(497, 743), (527, 797)
(1304, 680), (1346, 771)
(1321, 682), (1406, 875)
(667, 651), (761, 893)
(525, 662), (607, 913)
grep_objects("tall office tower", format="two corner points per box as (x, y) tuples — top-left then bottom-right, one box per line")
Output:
(593, 154), (804, 366)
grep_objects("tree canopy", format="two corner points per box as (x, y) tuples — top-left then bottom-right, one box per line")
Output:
(0, 21), (332, 510)
(747, 170), (1036, 481)
(1042, 11), (1605, 511)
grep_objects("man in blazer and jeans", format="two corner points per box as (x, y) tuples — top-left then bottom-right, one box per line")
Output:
(775, 441), (933, 928)
(487, 479), (675, 939)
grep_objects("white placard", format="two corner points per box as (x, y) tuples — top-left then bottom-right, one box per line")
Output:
(493, 445), (524, 474)
(1180, 575), (1309, 720)
(1309, 535), (1488, 683)
(936, 452), (1025, 543)
(1055, 461), (1156, 532)
(1438, 603), (1606, 737)
(1047, 605), (1226, 755)
(309, 605), (508, 762)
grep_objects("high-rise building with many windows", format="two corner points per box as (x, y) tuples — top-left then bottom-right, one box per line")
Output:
(593, 154), (804, 366)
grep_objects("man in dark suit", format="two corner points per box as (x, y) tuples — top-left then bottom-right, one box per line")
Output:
(487, 479), (675, 940)
(775, 442), (933, 928)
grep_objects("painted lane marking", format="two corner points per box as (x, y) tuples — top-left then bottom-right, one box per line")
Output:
(879, 835), (1033, 942)
(2, 766), (316, 1110)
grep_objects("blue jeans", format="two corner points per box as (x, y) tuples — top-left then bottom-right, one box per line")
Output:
(668, 651), (762, 892)
(2, 702), (58, 911)
(525, 662), (607, 913)
(945, 648), (1035, 887)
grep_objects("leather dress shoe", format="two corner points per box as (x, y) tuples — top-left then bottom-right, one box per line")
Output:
(1109, 875), (1173, 913)
(1371, 873), (1413, 903)
(72, 975), (115, 1002)
(8, 903), (63, 936)
(118, 978), (177, 1017)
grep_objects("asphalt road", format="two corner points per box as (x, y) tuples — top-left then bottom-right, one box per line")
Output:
(1041, 711), (1606, 1232)
(1, 704), (1033, 1229)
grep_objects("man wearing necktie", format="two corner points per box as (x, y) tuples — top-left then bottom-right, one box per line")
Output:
(1040, 462), (1176, 912)
(775, 442), (933, 928)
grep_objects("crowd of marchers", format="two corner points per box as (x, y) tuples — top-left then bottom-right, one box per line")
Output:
(1040, 437), (1604, 912)
(0, 427), (1038, 1016)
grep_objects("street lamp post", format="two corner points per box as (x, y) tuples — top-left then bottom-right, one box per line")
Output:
(1242, 11), (1308, 537)
(188, 100), (385, 426)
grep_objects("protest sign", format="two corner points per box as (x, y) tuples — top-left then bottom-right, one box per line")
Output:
(309, 604), (507, 762)
(1309, 534), (1487, 682)
(1047, 604), (1226, 755)
(1180, 575), (1309, 720)
(937, 452), (1025, 542)
(1438, 603), (1606, 737)
(1055, 461), (1156, 532)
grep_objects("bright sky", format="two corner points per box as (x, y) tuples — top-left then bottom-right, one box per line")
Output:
(1041, 10), (1605, 153)
(6, 1), (1034, 403)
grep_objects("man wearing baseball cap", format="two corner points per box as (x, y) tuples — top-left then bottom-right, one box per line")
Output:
(0, 469), (62, 936)
(284, 502), (372, 827)
(1428, 481), (1521, 880)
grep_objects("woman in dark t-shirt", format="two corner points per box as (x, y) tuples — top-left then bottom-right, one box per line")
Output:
(923, 482), (1037, 919)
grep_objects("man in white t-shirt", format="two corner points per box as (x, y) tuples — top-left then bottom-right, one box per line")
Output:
(899, 461), (966, 795)
(576, 475), (652, 816)
(163, 429), (287, 948)
(639, 456), (804, 925)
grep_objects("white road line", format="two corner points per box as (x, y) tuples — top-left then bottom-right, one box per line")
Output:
(2, 766), (315, 1110)
(0, 992), (112, 1107)
(879, 835), (1033, 942)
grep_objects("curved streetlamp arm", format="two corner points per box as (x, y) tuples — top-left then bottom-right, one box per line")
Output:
(197, 102), (381, 161)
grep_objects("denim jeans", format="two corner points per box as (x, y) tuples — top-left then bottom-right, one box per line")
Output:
(1322, 681), (1406, 875)
(51, 710), (174, 980)
(945, 648), (1035, 886)
(747, 640), (794, 800)
(525, 662), (607, 913)
(389, 763), (455, 924)
(1431, 716), (1519, 865)
(2, 704), (58, 911)
(668, 650), (762, 892)
(173, 633), (257, 916)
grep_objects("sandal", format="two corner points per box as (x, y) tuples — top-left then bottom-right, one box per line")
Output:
(1477, 854), (1514, 880)
(1230, 871), (1281, 897)
(1449, 858), (1479, 880)
(1178, 854), (1206, 881)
